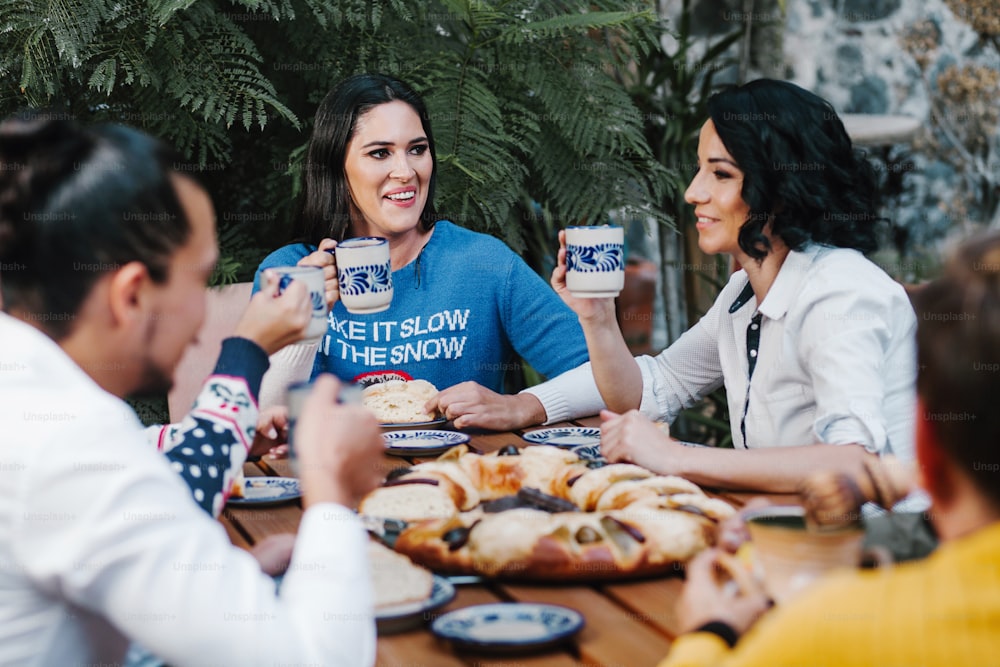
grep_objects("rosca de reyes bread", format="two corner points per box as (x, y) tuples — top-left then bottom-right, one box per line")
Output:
(360, 444), (736, 581)
(362, 379), (439, 423)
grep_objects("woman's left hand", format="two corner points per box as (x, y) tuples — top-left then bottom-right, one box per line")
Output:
(426, 381), (546, 431)
(599, 409), (684, 473)
(297, 238), (339, 309)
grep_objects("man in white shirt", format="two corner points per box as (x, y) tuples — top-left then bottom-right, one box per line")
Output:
(0, 112), (385, 665)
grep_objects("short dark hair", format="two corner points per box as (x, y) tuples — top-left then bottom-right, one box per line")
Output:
(707, 79), (882, 261)
(0, 110), (191, 338)
(294, 73), (439, 245)
(913, 230), (1000, 508)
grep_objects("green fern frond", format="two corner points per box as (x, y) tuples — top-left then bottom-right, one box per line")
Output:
(156, 10), (298, 130)
(499, 9), (654, 44)
(148, 0), (198, 26)
(227, 0), (297, 21)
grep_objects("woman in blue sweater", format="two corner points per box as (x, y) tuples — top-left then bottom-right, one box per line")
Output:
(254, 74), (601, 429)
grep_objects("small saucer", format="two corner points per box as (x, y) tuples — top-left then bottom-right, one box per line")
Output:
(431, 602), (584, 653)
(522, 427), (600, 448)
(383, 430), (471, 457)
(380, 417), (448, 432)
(226, 478), (301, 506)
(570, 443), (605, 463)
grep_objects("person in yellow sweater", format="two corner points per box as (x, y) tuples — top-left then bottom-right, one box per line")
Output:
(659, 230), (1000, 667)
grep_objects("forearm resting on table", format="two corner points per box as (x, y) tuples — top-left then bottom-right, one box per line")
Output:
(670, 442), (871, 493)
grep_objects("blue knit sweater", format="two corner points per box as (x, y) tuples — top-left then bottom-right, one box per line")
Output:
(253, 221), (589, 391)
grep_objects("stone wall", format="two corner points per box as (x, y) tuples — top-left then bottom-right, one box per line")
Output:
(664, 0), (1000, 281)
(782, 0), (999, 279)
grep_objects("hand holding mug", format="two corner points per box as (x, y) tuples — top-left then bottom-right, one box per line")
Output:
(552, 230), (618, 325)
(296, 238), (340, 309)
(236, 270), (312, 355)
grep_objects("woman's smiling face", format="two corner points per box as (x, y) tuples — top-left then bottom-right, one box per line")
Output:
(684, 119), (751, 258)
(343, 100), (432, 239)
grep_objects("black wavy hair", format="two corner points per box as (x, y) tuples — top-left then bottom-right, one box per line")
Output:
(294, 73), (439, 245)
(707, 79), (883, 261)
(0, 110), (190, 338)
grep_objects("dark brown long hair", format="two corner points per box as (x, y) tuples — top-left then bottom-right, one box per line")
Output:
(293, 73), (439, 245)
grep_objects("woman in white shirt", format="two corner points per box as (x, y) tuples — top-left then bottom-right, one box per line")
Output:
(554, 79), (918, 495)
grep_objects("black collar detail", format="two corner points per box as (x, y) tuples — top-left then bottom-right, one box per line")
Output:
(728, 281), (754, 313)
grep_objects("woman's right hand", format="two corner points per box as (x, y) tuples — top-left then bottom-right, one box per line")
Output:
(297, 238), (339, 309)
(235, 270), (311, 356)
(551, 230), (617, 326)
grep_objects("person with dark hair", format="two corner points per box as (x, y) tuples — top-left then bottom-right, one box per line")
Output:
(253, 73), (604, 430)
(0, 109), (307, 517)
(0, 111), (385, 664)
(654, 230), (1000, 667)
(551, 79), (922, 500)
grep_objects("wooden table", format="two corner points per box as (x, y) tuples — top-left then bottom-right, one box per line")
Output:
(221, 417), (782, 667)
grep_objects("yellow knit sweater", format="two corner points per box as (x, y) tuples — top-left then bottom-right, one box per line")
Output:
(659, 521), (1000, 667)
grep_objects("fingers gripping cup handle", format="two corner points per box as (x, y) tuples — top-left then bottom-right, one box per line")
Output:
(272, 265), (328, 340)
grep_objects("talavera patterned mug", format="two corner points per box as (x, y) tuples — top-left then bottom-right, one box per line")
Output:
(273, 265), (328, 341)
(336, 236), (394, 314)
(565, 224), (625, 298)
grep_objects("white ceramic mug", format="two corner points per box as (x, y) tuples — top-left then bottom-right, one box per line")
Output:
(271, 265), (327, 341)
(564, 225), (625, 298)
(286, 379), (362, 474)
(335, 237), (394, 314)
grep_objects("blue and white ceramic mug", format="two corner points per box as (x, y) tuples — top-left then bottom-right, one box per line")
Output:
(565, 225), (625, 298)
(335, 236), (394, 314)
(273, 265), (328, 340)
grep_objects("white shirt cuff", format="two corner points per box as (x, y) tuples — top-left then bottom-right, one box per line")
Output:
(258, 340), (320, 410)
(521, 363), (605, 425)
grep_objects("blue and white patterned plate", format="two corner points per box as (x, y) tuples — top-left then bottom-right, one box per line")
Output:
(431, 603), (584, 653)
(377, 575), (456, 635)
(570, 443), (606, 463)
(227, 478), (301, 506)
(380, 416), (448, 432)
(383, 430), (471, 456)
(521, 427), (601, 448)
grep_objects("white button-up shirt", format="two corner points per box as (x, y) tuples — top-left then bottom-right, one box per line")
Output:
(0, 313), (375, 666)
(636, 244), (917, 461)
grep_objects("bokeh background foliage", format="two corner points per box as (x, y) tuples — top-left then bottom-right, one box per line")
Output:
(1, 0), (681, 282)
